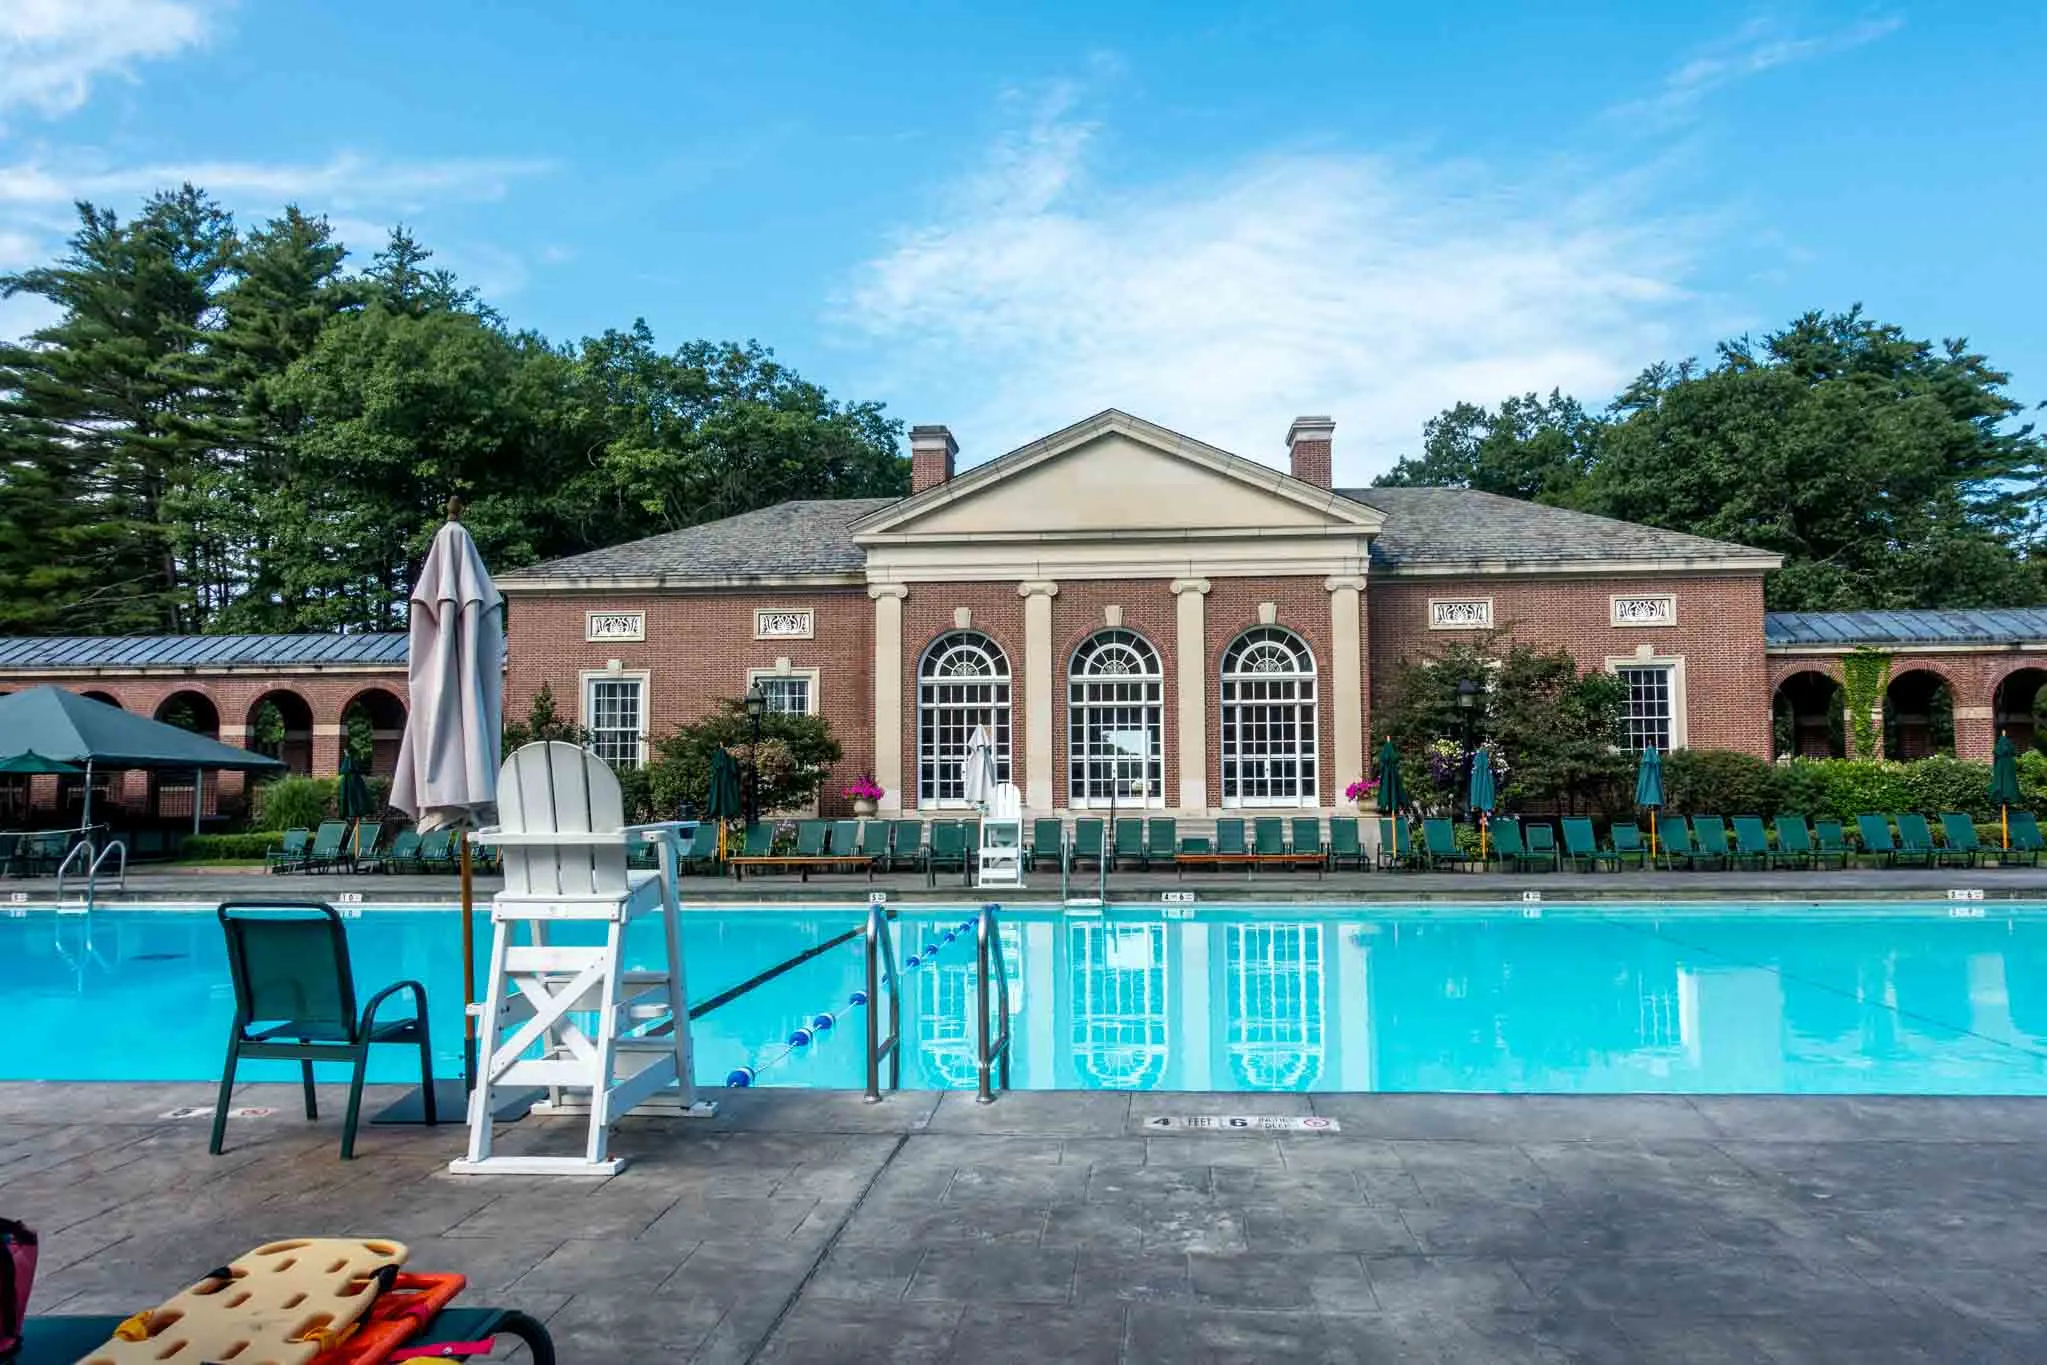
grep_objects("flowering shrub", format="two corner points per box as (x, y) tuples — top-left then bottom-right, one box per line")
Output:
(1343, 778), (1379, 803)
(841, 776), (886, 801)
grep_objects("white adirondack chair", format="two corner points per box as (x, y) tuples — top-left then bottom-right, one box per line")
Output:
(977, 781), (1024, 888)
(449, 741), (713, 1176)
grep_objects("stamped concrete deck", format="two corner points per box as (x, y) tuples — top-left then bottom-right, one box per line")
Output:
(6, 1083), (2046, 1362)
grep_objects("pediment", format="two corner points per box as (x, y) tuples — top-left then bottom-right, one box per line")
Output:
(853, 410), (1380, 543)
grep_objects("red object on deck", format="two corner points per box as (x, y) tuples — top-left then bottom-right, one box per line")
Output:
(308, 1271), (468, 1365)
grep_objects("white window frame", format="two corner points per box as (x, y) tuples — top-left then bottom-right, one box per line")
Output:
(1067, 629), (1165, 810)
(747, 667), (820, 716)
(1219, 626), (1319, 808)
(917, 631), (1013, 808)
(580, 669), (650, 769)
(1607, 655), (1688, 751)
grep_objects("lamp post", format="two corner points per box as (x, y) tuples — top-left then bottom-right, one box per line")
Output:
(743, 683), (767, 826)
(1455, 678), (1480, 822)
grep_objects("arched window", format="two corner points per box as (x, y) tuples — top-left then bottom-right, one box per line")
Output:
(918, 631), (1011, 805)
(1220, 626), (1318, 806)
(1068, 629), (1164, 807)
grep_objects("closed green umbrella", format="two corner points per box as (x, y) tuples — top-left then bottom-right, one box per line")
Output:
(1635, 747), (1665, 861)
(337, 752), (375, 857)
(1991, 733), (2023, 850)
(1468, 747), (1496, 861)
(1374, 737), (1404, 858)
(706, 747), (744, 858)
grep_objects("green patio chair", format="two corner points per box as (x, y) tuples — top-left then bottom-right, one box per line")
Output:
(266, 827), (312, 874)
(1690, 816), (1735, 870)
(367, 826), (418, 874)
(1252, 817), (1286, 860)
(1378, 817), (1415, 870)
(1610, 822), (1649, 870)
(1419, 817), (1471, 871)
(301, 820), (350, 873)
(1813, 818), (1853, 868)
(1560, 817), (1618, 872)
(829, 819), (859, 857)
(346, 821), (384, 871)
(1029, 818), (1065, 870)
(962, 820), (980, 858)
(1069, 817), (1106, 870)
(1728, 816), (1773, 869)
(792, 820), (830, 863)
(210, 900), (435, 1160)
(1893, 813), (1942, 868)
(1328, 816), (1365, 870)
(1215, 818), (1248, 857)
(1656, 815), (1708, 870)
(1491, 817), (1546, 873)
(739, 822), (776, 858)
(889, 819), (927, 875)
(927, 821), (970, 885)
(412, 826), (458, 872)
(1937, 812), (1984, 868)
(1523, 822), (1559, 871)
(1147, 817), (1179, 867)
(679, 821), (721, 873)
(1771, 815), (1818, 870)
(1291, 817), (1326, 870)
(856, 820), (892, 870)
(1854, 814), (1899, 867)
(1113, 818), (1146, 869)
(2004, 810), (2044, 867)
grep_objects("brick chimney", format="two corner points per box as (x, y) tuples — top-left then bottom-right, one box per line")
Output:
(910, 425), (958, 494)
(1286, 416), (1334, 489)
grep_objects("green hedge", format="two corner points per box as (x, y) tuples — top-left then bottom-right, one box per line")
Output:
(179, 832), (284, 861)
(1654, 749), (2047, 822)
(250, 774), (394, 830)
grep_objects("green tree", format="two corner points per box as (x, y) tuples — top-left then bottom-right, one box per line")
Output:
(1373, 390), (1597, 503)
(502, 683), (591, 749)
(641, 700), (841, 819)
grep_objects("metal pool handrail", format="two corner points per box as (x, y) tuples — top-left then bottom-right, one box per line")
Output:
(864, 904), (903, 1102)
(53, 836), (123, 906)
(975, 901), (1013, 1104)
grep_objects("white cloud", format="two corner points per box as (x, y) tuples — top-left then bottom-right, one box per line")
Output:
(840, 93), (1709, 481)
(0, 151), (554, 213)
(0, 0), (211, 120)
(1609, 14), (1902, 125)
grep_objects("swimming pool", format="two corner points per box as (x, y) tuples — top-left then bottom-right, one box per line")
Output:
(7, 903), (2047, 1094)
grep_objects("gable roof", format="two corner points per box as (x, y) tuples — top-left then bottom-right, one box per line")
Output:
(496, 499), (895, 587)
(1765, 609), (2047, 649)
(1341, 487), (1780, 573)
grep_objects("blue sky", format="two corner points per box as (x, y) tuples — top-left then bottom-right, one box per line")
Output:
(3, 1), (2043, 481)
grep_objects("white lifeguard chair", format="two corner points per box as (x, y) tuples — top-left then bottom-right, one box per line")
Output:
(451, 741), (713, 1177)
(977, 781), (1025, 888)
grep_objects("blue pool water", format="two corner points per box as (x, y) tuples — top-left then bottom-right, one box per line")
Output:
(7, 904), (2047, 1094)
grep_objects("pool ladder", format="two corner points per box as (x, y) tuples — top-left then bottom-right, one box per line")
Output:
(54, 838), (126, 909)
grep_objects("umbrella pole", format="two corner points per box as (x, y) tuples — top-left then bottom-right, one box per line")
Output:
(1649, 807), (1658, 866)
(193, 767), (203, 837)
(2004, 804), (2010, 852)
(1479, 812), (1488, 863)
(461, 834), (477, 1091)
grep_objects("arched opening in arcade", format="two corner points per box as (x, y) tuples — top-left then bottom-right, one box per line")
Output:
(1882, 670), (1955, 761)
(341, 688), (408, 776)
(247, 690), (316, 774)
(150, 690), (221, 822)
(1994, 667), (2047, 756)
(1771, 671), (1846, 759)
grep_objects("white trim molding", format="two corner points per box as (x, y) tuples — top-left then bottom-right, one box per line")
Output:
(584, 610), (646, 642)
(1429, 597), (1493, 631)
(1606, 650), (1689, 750)
(578, 667), (652, 768)
(753, 607), (815, 640)
(1610, 594), (1676, 628)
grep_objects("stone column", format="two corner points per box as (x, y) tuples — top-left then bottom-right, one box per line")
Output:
(1018, 581), (1060, 811)
(869, 584), (909, 810)
(1954, 705), (1995, 762)
(1171, 578), (1211, 811)
(1326, 575), (1367, 805)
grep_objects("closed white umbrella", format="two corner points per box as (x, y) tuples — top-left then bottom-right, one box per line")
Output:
(382, 505), (504, 1125)
(961, 724), (995, 809)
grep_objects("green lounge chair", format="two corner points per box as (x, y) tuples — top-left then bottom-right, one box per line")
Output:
(927, 821), (970, 885)
(1937, 813), (1984, 868)
(1560, 817), (1618, 872)
(1523, 822), (1560, 871)
(366, 826), (418, 874)
(1893, 813), (1942, 868)
(1291, 817), (1326, 871)
(1813, 818), (1853, 868)
(679, 821), (721, 873)
(1378, 817), (1415, 870)
(1069, 818), (1106, 871)
(211, 900), (434, 1160)
(793, 819), (829, 859)
(412, 826), (457, 873)
(2004, 810), (2044, 866)
(890, 819), (927, 875)
(740, 822), (776, 857)
(1610, 822), (1648, 870)
(1656, 815), (1709, 870)
(1253, 817), (1286, 860)
(1215, 818), (1248, 857)
(1770, 815), (1817, 870)
(856, 820), (892, 871)
(1029, 818), (1065, 871)
(1420, 818), (1471, 871)
(1690, 816), (1735, 870)
(1491, 817), (1545, 873)
(299, 820), (349, 873)
(829, 819), (858, 857)
(1113, 818), (1146, 869)
(1726, 816), (1772, 869)
(1854, 814), (1899, 867)
(347, 821), (384, 871)
(266, 827), (312, 874)
(1328, 816), (1365, 870)
(1147, 817), (1179, 867)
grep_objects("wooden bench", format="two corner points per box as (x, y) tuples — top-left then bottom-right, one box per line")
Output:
(730, 854), (875, 882)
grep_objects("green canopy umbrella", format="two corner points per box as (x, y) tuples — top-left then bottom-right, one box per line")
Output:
(706, 747), (744, 858)
(1468, 747), (1496, 861)
(1991, 733), (2023, 850)
(1374, 737), (1404, 858)
(0, 751), (83, 775)
(1635, 747), (1665, 860)
(337, 753), (376, 857)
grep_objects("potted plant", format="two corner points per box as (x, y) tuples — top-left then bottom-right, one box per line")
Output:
(842, 776), (885, 817)
(1344, 777), (1379, 811)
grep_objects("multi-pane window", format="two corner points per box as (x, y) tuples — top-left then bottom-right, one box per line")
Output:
(585, 676), (645, 768)
(917, 632), (1012, 805)
(755, 675), (812, 715)
(1068, 630), (1163, 806)
(1220, 627), (1318, 806)
(1617, 665), (1673, 752)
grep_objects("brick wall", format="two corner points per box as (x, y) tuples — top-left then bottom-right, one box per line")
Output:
(1366, 573), (1771, 756)
(1767, 650), (2047, 760)
(507, 588), (875, 816)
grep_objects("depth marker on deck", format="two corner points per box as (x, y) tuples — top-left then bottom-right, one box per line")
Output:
(1142, 1114), (1340, 1133)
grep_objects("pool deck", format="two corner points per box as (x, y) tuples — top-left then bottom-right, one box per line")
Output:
(7, 1083), (2047, 1362)
(14, 861), (2047, 906)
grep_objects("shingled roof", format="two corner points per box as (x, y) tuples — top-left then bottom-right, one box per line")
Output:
(1338, 487), (1776, 571)
(1765, 609), (2047, 649)
(503, 486), (1775, 585)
